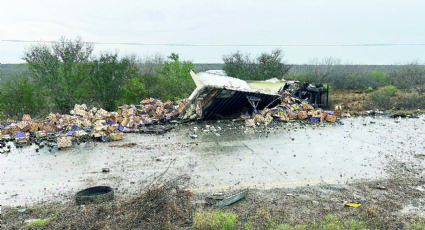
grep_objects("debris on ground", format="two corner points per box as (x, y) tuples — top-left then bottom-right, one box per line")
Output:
(109, 142), (138, 148)
(205, 189), (248, 207)
(179, 70), (344, 126)
(3, 177), (193, 229)
(0, 98), (188, 151)
(345, 202), (361, 207)
(0, 71), (344, 151)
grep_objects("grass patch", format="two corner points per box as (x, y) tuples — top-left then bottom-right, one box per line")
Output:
(25, 218), (50, 228)
(193, 209), (238, 230)
(250, 214), (367, 230)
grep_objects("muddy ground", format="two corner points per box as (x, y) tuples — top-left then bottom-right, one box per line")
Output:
(2, 115), (425, 229)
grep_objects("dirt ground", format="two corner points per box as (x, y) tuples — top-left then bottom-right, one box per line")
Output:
(3, 176), (425, 229)
(330, 89), (370, 112)
(3, 117), (425, 229)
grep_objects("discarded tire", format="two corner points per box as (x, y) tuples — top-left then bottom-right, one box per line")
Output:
(75, 186), (114, 205)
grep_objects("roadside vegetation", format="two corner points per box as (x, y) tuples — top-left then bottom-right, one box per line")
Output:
(0, 37), (195, 119)
(5, 178), (425, 229)
(222, 49), (291, 81)
(2, 37), (425, 120)
(284, 58), (425, 112)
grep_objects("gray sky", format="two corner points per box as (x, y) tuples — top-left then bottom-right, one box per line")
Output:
(1, 0), (425, 64)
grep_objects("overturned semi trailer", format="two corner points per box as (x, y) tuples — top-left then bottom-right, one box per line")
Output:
(179, 71), (282, 120)
(280, 81), (328, 107)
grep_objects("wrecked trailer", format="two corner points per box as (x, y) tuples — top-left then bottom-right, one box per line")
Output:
(179, 71), (283, 120)
(279, 81), (328, 108)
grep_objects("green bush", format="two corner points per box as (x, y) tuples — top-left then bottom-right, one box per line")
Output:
(369, 86), (397, 110)
(390, 64), (425, 94)
(369, 70), (387, 88)
(118, 76), (147, 105)
(378, 85), (397, 96)
(22, 37), (141, 113)
(156, 53), (196, 100)
(395, 94), (425, 110)
(223, 49), (291, 80)
(0, 76), (46, 119)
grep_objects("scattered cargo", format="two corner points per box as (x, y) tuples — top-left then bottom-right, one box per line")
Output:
(180, 70), (342, 126)
(0, 70), (343, 151)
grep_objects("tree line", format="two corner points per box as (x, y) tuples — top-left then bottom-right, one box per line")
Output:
(2, 37), (425, 119)
(0, 37), (196, 119)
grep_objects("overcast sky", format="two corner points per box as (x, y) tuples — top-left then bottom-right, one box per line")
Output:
(1, 0), (425, 64)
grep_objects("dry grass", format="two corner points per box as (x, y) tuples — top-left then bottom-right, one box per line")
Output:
(3, 183), (193, 229)
(330, 89), (370, 112)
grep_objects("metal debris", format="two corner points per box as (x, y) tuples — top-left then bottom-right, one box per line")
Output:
(179, 71), (343, 126)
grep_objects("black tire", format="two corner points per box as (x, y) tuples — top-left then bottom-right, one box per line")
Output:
(75, 186), (114, 205)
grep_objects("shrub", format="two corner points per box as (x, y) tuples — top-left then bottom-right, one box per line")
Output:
(391, 64), (425, 94)
(369, 86), (397, 110)
(223, 49), (291, 80)
(156, 53), (196, 100)
(378, 85), (397, 96)
(395, 94), (425, 110)
(0, 76), (46, 119)
(369, 70), (387, 88)
(118, 76), (147, 105)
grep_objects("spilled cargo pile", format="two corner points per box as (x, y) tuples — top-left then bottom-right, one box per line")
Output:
(0, 98), (189, 151)
(0, 71), (344, 151)
(240, 91), (344, 127)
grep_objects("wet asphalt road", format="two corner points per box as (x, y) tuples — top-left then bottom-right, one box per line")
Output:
(1, 115), (425, 206)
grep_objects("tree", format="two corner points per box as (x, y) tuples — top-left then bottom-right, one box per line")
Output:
(89, 54), (139, 110)
(22, 37), (139, 112)
(0, 76), (46, 118)
(257, 49), (291, 79)
(22, 36), (95, 112)
(223, 49), (291, 80)
(157, 53), (196, 100)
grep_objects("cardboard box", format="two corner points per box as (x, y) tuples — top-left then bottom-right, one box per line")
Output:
(22, 114), (31, 121)
(16, 137), (29, 143)
(109, 132), (123, 141)
(326, 115), (336, 122)
(298, 111), (308, 120)
(36, 130), (47, 138)
(57, 136), (72, 148)
(245, 119), (255, 127)
(29, 122), (39, 132)
(288, 112), (298, 119)
(73, 130), (88, 138)
(254, 114), (265, 123)
(17, 121), (29, 131)
(302, 104), (314, 111)
(264, 114), (273, 125)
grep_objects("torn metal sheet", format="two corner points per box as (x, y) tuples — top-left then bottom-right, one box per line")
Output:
(180, 71), (282, 120)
